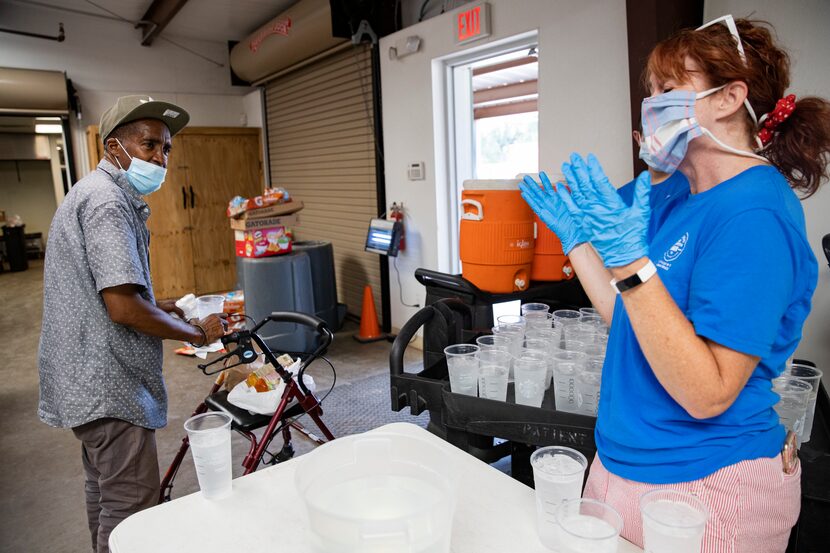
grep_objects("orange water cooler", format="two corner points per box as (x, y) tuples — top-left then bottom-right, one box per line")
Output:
(531, 214), (574, 281)
(459, 179), (535, 293)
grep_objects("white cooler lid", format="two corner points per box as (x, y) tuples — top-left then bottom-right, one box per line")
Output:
(462, 179), (521, 190)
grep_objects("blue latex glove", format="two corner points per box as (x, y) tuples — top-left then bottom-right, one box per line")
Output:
(519, 171), (589, 255)
(561, 153), (650, 267)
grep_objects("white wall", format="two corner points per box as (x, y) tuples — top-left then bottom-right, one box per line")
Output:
(705, 0), (830, 378)
(380, 0), (632, 330)
(0, 160), (58, 242)
(0, 3), (252, 177)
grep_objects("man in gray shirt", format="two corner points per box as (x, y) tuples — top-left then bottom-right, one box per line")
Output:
(38, 96), (226, 553)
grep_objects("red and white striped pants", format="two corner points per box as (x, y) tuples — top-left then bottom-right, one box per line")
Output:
(582, 454), (800, 553)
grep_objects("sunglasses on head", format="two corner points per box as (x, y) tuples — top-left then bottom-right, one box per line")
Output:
(697, 14), (759, 126)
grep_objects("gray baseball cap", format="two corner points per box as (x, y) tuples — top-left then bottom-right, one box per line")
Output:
(99, 95), (190, 141)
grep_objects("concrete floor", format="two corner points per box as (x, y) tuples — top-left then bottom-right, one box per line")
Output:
(0, 261), (422, 553)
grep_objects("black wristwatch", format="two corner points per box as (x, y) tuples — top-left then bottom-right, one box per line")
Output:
(610, 260), (657, 294)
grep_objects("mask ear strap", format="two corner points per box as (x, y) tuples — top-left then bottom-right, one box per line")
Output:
(113, 138), (131, 171)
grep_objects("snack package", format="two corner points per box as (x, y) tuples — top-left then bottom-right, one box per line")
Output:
(226, 187), (290, 218)
(234, 225), (293, 258)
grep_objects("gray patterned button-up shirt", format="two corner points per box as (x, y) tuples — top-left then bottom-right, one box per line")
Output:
(38, 159), (166, 429)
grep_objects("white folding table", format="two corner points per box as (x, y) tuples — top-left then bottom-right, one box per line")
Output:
(110, 422), (643, 553)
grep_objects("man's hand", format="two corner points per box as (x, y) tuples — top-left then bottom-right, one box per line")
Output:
(101, 284), (215, 345)
(192, 313), (228, 346)
(156, 299), (184, 318)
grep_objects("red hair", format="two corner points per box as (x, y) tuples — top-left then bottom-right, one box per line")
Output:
(644, 19), (830, 197)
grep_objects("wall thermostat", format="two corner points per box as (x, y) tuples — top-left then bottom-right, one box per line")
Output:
(407, 161), (425, 180)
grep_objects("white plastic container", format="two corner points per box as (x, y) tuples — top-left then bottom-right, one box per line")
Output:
(295, 431), (459, 553)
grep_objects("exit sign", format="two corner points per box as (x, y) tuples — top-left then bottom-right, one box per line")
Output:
(455, 2), (491, 45)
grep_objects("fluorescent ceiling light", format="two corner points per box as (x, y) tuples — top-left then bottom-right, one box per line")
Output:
(36, 116), (61, 121)
(35, 124), (63, 134)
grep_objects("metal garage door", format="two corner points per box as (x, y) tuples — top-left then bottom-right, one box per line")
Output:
(264, 44), (380, 318)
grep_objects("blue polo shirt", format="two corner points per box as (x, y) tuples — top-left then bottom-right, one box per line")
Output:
(617, 171), (689, 241)
(597, 165), (817, 483)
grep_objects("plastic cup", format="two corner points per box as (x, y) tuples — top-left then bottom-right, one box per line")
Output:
(184, 412), (233, 500)
(772, 376), (812, 439)
(522, 302), (551, 316)
(526, 312), (555, 332)
(295, 431), (458, 553)
(583, 343), (607, 361)
(525, 327), (559, 347)
(476, 334), (511, 351)
(579, 307), (599, 317)
(524, 338), (554, 389)
(640, 489), (709, 553)
(444, 344), (479, 396)
(497, 314), (527, 328)
(563, 323), (599, 350)
(552, 350), (587, 414)
(580, 314), (604, 326)
(478, 348), (511, 401)
(492, 325), (524, 373)
(553, 309), (581, 327)
(196, 294), (225, 319)
(513, 354), (547, 407)
(785, 363), (823, 443)
(531, 445), (589, 549)
(554, 498), (622, 553)
(576, 361), (602, 416)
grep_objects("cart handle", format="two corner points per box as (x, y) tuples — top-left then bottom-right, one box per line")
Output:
(390, 305), (439, 376)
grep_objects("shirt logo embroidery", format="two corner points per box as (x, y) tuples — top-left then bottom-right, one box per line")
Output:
(664, 232), (689, 262)
(657, 232), (688, 271)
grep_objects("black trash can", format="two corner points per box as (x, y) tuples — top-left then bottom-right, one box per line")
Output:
(3, 225), (28, 272)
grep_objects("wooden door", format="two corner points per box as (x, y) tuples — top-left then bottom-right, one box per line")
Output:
(145, 136), (196, 300)
(180, 129), (262, 294)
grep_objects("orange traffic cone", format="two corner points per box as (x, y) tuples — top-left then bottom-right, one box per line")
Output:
(354, 285), (386, 343)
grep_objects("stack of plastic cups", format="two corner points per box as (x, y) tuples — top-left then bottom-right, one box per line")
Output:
(772, 375), (812, 439)
(784, 363), (823, 444)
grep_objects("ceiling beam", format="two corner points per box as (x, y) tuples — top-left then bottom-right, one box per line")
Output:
(136, 0), (189, 46)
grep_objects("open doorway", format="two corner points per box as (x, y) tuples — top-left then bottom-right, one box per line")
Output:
(438, 34), (539, 274)
(0, 116), (72, 265)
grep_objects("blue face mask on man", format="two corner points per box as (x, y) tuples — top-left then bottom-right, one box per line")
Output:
(638, 86), (767, 174)
(113, 138), (167, 195)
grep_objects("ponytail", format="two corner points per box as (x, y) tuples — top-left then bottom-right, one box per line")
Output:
(764, 96), (830, 198)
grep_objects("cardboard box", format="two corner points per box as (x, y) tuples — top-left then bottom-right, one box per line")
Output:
(236, 200), (304, 220)
(234, 226), (293, 258)
(229, 214), (298, 231)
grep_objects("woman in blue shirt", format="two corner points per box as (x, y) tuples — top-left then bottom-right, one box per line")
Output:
(521, 17), (830, 552)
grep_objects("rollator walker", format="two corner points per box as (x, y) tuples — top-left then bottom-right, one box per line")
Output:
(160, 312), (336, 503)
